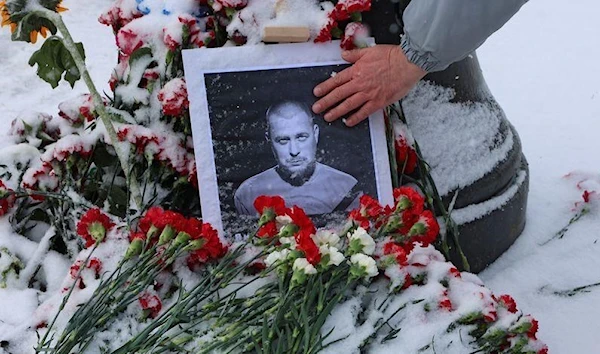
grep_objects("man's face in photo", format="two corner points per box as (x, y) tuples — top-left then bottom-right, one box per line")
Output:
(268, 105), (319, 181)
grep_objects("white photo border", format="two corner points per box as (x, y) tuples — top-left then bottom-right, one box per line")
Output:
(183, 41), (394, 236)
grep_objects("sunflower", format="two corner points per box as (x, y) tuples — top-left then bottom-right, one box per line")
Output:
(0, 0), (68, 43)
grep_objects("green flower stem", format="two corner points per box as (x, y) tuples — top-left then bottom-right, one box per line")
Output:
(39, 243), (188, 354)
(36, 8), (143, 209)
(389, 103), (470, 271)
(540, 207), (589, 245)
(36, 243), (101, 353)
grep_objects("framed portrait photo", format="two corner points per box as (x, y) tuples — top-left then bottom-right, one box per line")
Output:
(183, 41), (393, 237)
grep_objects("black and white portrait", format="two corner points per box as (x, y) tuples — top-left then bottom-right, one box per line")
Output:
(183, 42), (393, 236)
(233, 99), (361, 216)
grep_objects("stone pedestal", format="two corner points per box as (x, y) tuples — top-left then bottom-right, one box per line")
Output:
(364, 0), (529, 272)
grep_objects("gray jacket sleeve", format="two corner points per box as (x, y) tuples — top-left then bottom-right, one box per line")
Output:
(400, 0), (528, 72)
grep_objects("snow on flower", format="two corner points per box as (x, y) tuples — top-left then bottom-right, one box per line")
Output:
(41, 134), (95, 163)
(157, 78), (189, 117)
(98, 0), (143, 32)
(58, 94), (103, 125)
(117, 124), (160, 156)
(340, 21), (369, 50)
(21, 161), (59, 199)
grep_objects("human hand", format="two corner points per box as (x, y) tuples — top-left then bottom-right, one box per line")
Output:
(312, 45), (427, 127)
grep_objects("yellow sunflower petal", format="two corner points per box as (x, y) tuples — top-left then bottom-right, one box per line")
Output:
(40, 26), (48, 38)
(56, 4), (68, 13)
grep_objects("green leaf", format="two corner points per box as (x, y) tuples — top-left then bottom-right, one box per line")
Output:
(128, 47), (153, 66)
(28, 37), (85, 88)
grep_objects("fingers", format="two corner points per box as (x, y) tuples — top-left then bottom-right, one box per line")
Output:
(313, 67), (352, 99)
(313, 80), (359, 116)
(323, 92), (368, 122)
(344, 101), (377, 127)
(341, 48), (367, 63)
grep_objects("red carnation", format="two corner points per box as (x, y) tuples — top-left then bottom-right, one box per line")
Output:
(330, 3), (350, 21)
(358, 194), (383, 218)
(187, 221), (227, 268)
(395, 136), (417, 175)
(0, 180), (15, 217)
(483, 310), (497, 323)
(295, 228), (320, 265)
(88, 258), (103, 278)
(527, 318), (539, 340)
(138, 206), (186, 241)
(257, 220), (278, 238)
(345, 0), (372, 13)
(340, 22), (368, 50)
(393, 186), (424, 214)
(254, 195), (286, 225)
(139, 293), (162, 319)
(449, 267), (461, 278)
(383, 242), (407, 265)
(69, 261), (86, 289)
(315, 18), (338, 43)
(158, 78), (189, 117)
(408, 210), (440, 246)
(439, 297), (453, 311)
(116, 27), (144, 57)
(288, 206), (316, 236)
(76, 208), (115, 248)
(348, 209), (371, 230)
(497, 294), (518, 313)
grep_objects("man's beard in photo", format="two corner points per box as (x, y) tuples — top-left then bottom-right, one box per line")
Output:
(276, 161), (316, 187)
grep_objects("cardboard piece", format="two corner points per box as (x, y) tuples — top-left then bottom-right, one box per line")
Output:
(263, 26), (310, 43)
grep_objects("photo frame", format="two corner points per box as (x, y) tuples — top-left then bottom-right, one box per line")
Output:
(183, 41), (393, 237)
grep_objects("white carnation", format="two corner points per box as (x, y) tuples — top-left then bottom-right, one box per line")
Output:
(265, 249), (290, 267)
(319, 245), (345, 267)
(292, 258), (317, 275)
(279, 236), (296, 248)
(350, 254), (378, 279)
(348, 227), (376, 255)
(312, 229), (340, 247)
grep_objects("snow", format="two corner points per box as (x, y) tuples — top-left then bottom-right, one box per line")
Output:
(402, 81), (515, 197)
(0, 0), (599, 353)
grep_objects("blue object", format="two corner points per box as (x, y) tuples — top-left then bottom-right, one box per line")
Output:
(136, 0), (151, 15)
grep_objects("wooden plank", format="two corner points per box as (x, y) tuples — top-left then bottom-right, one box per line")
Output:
(263, 26), (311, 43)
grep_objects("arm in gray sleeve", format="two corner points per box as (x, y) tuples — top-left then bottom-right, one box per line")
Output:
(400, 0), (528, 72)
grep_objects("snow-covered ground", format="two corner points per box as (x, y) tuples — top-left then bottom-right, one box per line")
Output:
(0, 0), (598, 353)
(477, 1), (600, 353)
